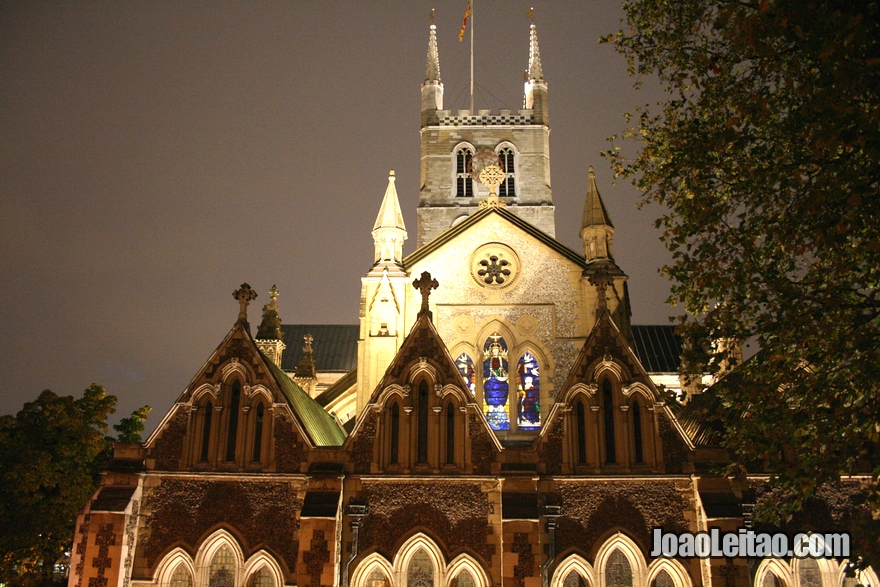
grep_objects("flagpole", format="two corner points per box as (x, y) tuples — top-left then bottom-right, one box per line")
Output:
(470, 0), (474, 112)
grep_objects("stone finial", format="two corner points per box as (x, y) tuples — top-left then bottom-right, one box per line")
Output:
(294, 333), (318, 396)
(426, 22), (441, 83)
(233, 283), (257, 322)
(588, 266), (613, 312)
(413, 271), (439, 318)
(256, 284), (283, 341)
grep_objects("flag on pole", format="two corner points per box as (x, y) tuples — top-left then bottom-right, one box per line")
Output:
(459, 0), (471, 42)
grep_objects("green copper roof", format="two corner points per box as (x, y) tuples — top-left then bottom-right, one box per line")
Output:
(259, 350), (347, 446)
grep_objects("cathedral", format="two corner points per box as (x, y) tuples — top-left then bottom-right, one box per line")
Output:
(68, 21), (877, 587)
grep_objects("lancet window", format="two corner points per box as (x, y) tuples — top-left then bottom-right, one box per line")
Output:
(455, 353), (476, 396)
(456, 148), (474, 197)
(209, 546), (235, 587)
(407, 549), (434, 587)
(605, 550), (632, 587)
(171, 565), (192, 587)
(497, 146), (516, 197)
(482, 334), (510, 431)
(516, 352), (541, 430)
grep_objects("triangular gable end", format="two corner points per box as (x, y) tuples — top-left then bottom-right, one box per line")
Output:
(554, 308), (695, 452)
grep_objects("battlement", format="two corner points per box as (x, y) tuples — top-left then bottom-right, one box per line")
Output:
(436, 108), (535, 126)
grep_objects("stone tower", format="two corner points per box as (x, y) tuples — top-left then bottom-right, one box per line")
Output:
(416, 22), (555, 246)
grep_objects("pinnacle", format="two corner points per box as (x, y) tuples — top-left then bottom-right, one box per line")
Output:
(582, 166), (614, 229)
(373, 170), (407, 233)
(527, 23), (543, 82)
(425, 22), (441, 83)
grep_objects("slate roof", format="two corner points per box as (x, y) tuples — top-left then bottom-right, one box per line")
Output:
(281, 324), (682, 375)
(281, 325), (359, 372)
(631, 325), (682, 373)
(260, 349), (347, 446)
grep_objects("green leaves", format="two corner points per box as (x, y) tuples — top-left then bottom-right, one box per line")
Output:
(0, 386), (151, 587)
(607, 0), (880, 566)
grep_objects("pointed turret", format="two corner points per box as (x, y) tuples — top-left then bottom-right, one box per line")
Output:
(372, 170), (407, 265)
(580, 166), (615, 261)
(421, 23), (444, 127)
(255, 285), (286, 366)
(524, 23), (549, 125)
(294, 333), (318, 396)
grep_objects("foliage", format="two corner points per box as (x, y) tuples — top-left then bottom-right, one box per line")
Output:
(114, 404), (152, 444)
(605, 0), (880, 565)
(0, 385), (150, 587)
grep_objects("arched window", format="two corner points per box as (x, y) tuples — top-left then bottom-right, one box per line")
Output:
(563, 571), (586, 587)
(798, 560), (821, 587)
(171, 564), (192, 587)
(653, 570), (674, 587)
(407, 549), (434, 587)
(576, 401), (587, 465)
(632, 402), (643, 464)
(762, 573), (779, 587)
(497, 147), (516, 197)
(605, 550), (632, 587)
(209, 546), (235, 587)
(250, 568), (273, 587)
(366, 569), (388, 587)
(252, 403), (265, 463)
(451, 570), (476, 587)
(455, 353), (476, 396)
(456, 148), (474, 197)
(482, 333), (510, 431)
(226, 381), (241, 462)
(417, 381), (429, 464)
(200, 401), (213, 462)
(390, 403), (400, 465)
(516, 352), (541, 430)
(602, 380), (616, 464)
(445, 403), (455, 465)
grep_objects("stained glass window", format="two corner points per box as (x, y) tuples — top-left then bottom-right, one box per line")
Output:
(798, 559), (822, 587)
(482, 333), (510, 430)
(407, 549), (434, 587)
(605, 550), (632, 587)
(210, 546), (235, 587)
(516, 352), (541, 430)
(251, 569), (273, 587)
(563, 570), (586, 587)
(653, 570), (674, 587)
(171, 565), (192, 587)
(366, 569), (387, 587)
(451, 570), (476, 587)
(456, 353), (476, 396)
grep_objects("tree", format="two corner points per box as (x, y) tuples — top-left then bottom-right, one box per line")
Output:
(605, 0), (880, 565)
(0, 385), (150, 587)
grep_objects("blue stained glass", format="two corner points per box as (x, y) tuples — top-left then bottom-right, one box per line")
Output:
(482, 333), (510, 430)
(455, 353), (476, 396)
(517, 352), (541, 430)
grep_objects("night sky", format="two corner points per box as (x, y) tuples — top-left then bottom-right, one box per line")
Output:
(0, 2), (672, 432)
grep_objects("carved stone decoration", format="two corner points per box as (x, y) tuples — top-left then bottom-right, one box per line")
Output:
(469, 243), (521, 291)
(358, 483), (493, 562)
(140, 479), (302, 574)
(413, 271), (439, 318)
(232, 283), (258, 321)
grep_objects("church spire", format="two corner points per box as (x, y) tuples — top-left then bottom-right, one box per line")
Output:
(527, 23), (543, 82)
(421, 22), (444, 127)
(372, 171), (407, 265)
(580, 166), (615, 261)
(523, 22), (548, 125)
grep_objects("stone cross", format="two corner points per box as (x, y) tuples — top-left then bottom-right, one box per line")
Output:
(233, 283), (258, 321)
(588, 266), (613, 312)
(303, 333), (314, 352)
(413, 271), (439, 316)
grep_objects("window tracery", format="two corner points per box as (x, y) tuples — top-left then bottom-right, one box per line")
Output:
(407, 549), (434, 587)
(605, 550), (632, 587)
(563, 571), (586, 587)
(210, 546), (235, 587)
(653, 570), (674, 587)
